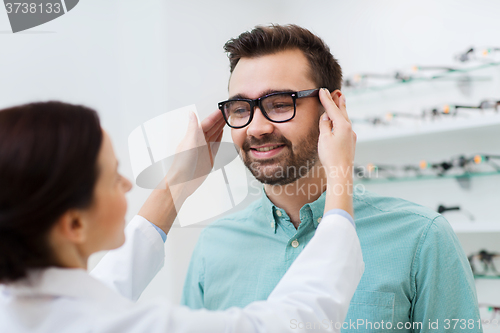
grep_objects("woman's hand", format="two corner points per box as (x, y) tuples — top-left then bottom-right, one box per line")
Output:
(317, 88), (357, 218)
(166, 110), (225, 203)
(138, 109), (225, 233)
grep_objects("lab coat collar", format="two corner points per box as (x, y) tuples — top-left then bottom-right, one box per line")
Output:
(1, 267), (129, 305)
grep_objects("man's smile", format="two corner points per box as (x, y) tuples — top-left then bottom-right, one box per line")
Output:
(249, 144), (286, 159)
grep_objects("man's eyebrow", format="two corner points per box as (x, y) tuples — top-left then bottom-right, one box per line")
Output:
(228, 89), (295, 100)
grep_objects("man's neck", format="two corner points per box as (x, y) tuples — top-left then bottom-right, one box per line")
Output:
(264, 165), (326, 228)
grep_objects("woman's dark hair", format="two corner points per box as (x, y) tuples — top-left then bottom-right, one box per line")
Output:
(224, 24), (343, 92)
(0, 101), (103, 283)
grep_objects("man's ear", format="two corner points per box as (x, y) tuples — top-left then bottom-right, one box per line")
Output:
(53, 210), (88, 244)
(331, 89), (342, 108)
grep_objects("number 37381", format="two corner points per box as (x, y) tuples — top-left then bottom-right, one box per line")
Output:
(5, 2), (62, 14)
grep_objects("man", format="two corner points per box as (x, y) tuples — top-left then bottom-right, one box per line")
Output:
(181, 25), (481, 332)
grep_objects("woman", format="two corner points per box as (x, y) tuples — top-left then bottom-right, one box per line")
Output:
(0, 89), (362, 332)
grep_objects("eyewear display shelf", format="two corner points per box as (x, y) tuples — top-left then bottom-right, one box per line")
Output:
(346, 62), (500, 235)
(355, 173), (500, 234)
(355, 113), (500, 144)
(475, 276), (500, 280)
(345, 62), (500, 96)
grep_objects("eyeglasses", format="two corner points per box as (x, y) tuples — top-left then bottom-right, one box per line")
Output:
(355, 153), (500, 181)
(218, 88), (320, 129)
(452, 100), (500, 112)
(468, 250), (500, 277)
(437, 204), (475, 221)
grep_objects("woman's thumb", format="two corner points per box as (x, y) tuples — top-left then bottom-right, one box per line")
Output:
(187, 111), (202, 137)
(319, 112), (333, 134)
(188, 111), (199, 127)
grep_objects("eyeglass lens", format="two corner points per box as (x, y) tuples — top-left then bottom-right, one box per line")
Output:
(223, 93), (295, 127)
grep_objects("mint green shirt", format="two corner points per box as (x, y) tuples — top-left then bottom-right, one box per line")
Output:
(181, 189), (481, 332)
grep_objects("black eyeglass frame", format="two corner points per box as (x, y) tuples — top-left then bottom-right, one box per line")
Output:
(468, 250), (500, 277)
(218, 88), (321, 129)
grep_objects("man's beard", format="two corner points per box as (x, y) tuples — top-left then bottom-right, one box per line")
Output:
(240, 124), (320, 186)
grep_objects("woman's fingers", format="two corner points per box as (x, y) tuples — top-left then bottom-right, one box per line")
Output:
(214, 127), (224, 142)
(338, 95), (350, 124)
(205, 118), (225, 142)
(208, 130), (224, 163)
(202, 109), (225, 136)
(187, 111), (200, 131)
(319, 112), (333, 135)
(184, 109), (225, 167)
(205, 125), (225, 146)
(319, 88), (350, 125)
(319, 88), (342, 124)
(206, 114), (225, 135)
(198, 110), (225, 166)
(317, 88), (356, 170)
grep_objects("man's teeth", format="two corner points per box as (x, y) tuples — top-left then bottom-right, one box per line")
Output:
(255, 145), (281, 152)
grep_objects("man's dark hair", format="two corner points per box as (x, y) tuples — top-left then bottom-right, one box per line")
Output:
(0, 101), (103, 283)
(224, 24), (342, 92)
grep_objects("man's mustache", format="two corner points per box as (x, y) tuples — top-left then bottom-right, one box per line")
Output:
(241, 135), (293, 152)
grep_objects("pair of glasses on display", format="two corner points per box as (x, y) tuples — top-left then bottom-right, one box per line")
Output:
(468, 250), (500, 277)
(355, 154), (500, 181)
(479, 304), (500, 323)
(437, 204), (475, 222)
(420, 154), (500, 174)
(343, 72), (412, 88)
(218, 88), (320, 128)
(456, 47), (500, 62)
(352, 108), (456, 127)
(353, 101), (500, 127)
(452, 100), (500, 112)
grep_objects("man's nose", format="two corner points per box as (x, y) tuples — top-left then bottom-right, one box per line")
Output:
(246, 107), (274, 138)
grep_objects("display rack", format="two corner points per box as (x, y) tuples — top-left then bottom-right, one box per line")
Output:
(354, 170), (500, 185)
(347, 58), (500, 239)
(344, 62), (500, 96)
(474, 275), (500, 279)
(355, 113), (500, 143)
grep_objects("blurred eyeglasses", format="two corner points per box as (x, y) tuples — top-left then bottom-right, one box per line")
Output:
(451, 100), (500, 112)
(468, 250), (500, 277)
(456, 47), (500, 63)
(218, 88), (320, 129)
(355, 154), (500, 181)
(412, 65), (456, 72)
(354, 100), (499, 128)
(420, 154), (500, 174)
(351, 116), (389, 126)
(479, 304), (500, 322)
(437, 204), (475, 221)
(456, 47), (476, 62)
(343, 71), (413, 88)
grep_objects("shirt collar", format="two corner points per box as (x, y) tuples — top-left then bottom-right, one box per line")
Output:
(260, 188), (326, 234)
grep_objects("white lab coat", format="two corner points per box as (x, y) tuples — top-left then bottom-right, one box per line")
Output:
(0, 214), (363, 333)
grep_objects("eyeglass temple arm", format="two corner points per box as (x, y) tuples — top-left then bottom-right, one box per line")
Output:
(296, 89), (320, 98)
(453, 105), (481, 110)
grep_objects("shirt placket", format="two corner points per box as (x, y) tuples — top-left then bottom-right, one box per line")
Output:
(274, 207), (314, 264)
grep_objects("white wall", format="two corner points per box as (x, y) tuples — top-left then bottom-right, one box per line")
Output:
(1, 0), (499, 315)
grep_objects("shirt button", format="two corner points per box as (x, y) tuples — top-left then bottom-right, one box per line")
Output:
(276, 210), (282, 217)
(317, 217), (322, 224)
(291, 239), (299, 248)
(271, 222), (275, 229)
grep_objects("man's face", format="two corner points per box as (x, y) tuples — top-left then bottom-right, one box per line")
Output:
(228, 49), (323, 185)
